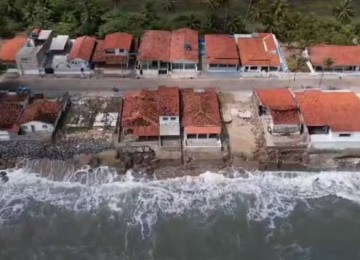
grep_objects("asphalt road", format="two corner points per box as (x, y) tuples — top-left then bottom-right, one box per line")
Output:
(1, 75), (360, 96)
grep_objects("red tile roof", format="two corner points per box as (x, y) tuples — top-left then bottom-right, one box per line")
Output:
(271, 110), (300, 125)
(238, 33), (281, 67)
(308, 45), (360, 66)
(0, 103), (23, 132)
(255, 88), (297, 110)
(205, 34), (239, 65)
(103, 32), (133, 51)
(295, 90), (360, 132)
(92, 40), (106, 63)
(122, 87), (180, 136)
(137, 29), (199, 63)
(68, 36), (96, 61)
(256, 88), (300, 125)
(19, 100), (63, 125)
(182, 89), (221, 134)
(170, 28), (199, 63)
(0, 35), (28, 63)
(137, 30), (172, 62)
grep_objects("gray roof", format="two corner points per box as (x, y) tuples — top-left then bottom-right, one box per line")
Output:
(50, 35), (69, 51)
(38, 30), (52, 40)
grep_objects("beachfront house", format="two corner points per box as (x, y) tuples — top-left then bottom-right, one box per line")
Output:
(121, 86), (180, 147)
(204, 34), (240, 72)
(181, 89), (222, 149)
(295, 90), (360, 149)
(236, 33), (287, 73)
(19, 96), (68, 139)
(254, 88), (301, 135)
(304, 45), (360, 72)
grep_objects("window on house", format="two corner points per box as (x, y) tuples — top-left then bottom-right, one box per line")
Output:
(184, 64), (195, 69)
(227, 65), (236, 68)
(42, 125), (48, 129)
(105, 49), (115, 54)
(170, 117), (176, 121)
(209, 134), (217, 138)
(172, 63), (182, 70)
(339, 133), (351, 137)
(125, 129), (133, 135)
(219, 64), (227, 68)
(250, 66), (258, 70)
(209, 64), (218, 68)
(198, 134), (207, 139)
(163, 117), (168, 121)
(187, 134), (196, 139)
(22, 125), (28, 130)
(119, 49), (124, 53)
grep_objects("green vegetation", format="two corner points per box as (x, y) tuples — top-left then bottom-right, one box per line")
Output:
(0, 0), (360, 47)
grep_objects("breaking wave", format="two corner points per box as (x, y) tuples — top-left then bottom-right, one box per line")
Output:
(1, 165), (360, 237)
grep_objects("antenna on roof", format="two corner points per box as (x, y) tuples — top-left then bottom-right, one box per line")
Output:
(184, 43), (192, 51)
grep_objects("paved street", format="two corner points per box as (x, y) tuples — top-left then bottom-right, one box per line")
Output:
(1, 75), (360, 96)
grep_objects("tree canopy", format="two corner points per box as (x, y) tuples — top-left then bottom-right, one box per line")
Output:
(0, 0), (359, 47)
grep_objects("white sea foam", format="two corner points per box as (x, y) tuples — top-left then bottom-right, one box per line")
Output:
(1, 167), (360, 237)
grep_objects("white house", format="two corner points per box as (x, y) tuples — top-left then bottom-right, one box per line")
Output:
(19, 96), (68, 138)
(295, 90), (360, 149)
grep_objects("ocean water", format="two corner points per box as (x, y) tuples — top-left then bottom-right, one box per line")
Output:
(1, 166), (360, 260)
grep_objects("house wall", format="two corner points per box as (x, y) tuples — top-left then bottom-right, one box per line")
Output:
(171, 61), (198, 78)
(309, 129), (360, 149)
(159, 116), (180, 136)
(207, 63), (238, 71)
(0, 130), (11, 141)
(241, 65), (280, 73)
(313, 65), (360, 72)
(21, 121), (55, 133)
(68, 58), (89, 69)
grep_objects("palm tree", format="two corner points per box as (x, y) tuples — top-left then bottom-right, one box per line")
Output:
(227, 15), (246, 34)
(318, 57), (334, 88)
(333, 0), (355, 24)
(248, 0), (268, 23)
(161, 0), (176, 13)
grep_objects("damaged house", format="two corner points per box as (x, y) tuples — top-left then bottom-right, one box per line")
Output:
(254, 88), (302, 135)
(121, 86), (180, 147)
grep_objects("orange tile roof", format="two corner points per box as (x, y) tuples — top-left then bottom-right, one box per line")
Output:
(170, 28), (199, 63)
(238, 33), (281, 67)
(68, 36), (96, 61)
(295, 90), (360, 132)
(137, 30), (172, 62)
(19, 100), (63, 125)
(205, 34), (239, 65)
(271, 109), (300, 125)
(103, 32), (133, 51)
(0, 35), (28, 63)
(92, 40), (106, 63)
(122, 87), (180, 136)
(255, 88), (297, 110)
(182, 89), (221, 134)
(308, 45), (360, 66)
(255, 88), (300, 125)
